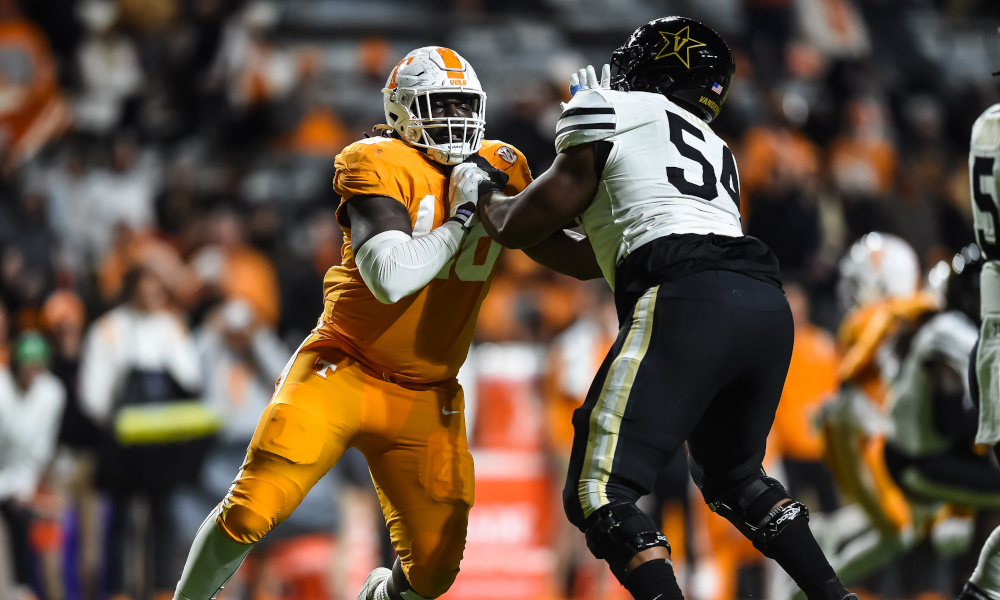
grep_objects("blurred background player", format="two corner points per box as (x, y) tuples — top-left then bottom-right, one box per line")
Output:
(172, 45), (600, 600)
(455, 15), (858, 600)
(955, 102), (1000, 600)
(811, 229), (1000, 600)
(885, 244), (987, 497)
(813, 232), (937, 591)
(882, 244), (1000, 594)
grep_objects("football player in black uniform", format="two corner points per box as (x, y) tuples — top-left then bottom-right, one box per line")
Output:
(955, 103), (1000, 600)
(450, 15), (858, 600)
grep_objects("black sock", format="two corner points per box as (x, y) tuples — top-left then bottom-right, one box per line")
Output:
(622, 559), (684, 600)
(763, 516), (842, 599)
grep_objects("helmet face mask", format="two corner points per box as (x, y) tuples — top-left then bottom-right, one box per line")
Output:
(410, 90), (483, 143)
(383, 48), (486, 165)
(610, 16), (735, 123)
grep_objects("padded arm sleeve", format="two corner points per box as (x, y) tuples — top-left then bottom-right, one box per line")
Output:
(355, 222), (466, 304)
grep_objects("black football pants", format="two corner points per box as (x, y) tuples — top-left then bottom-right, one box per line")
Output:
(563, 269), (794, 527)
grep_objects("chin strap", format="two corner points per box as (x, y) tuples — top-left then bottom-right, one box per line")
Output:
(367, 124), (395, 139)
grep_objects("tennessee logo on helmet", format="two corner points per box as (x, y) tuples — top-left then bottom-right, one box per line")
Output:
(435, 47), (468, 86)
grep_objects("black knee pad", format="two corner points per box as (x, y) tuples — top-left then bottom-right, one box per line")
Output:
(709, 474), (809, 557)
(583, 500), (670, 582)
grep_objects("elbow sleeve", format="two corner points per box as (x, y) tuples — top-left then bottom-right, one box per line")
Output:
(355, 224), (465, 304)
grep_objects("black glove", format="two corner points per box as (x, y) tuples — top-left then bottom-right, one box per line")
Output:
(463, 155), (510, 197)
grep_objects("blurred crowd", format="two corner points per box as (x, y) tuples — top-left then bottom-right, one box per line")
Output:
(0, 0), (998, 599)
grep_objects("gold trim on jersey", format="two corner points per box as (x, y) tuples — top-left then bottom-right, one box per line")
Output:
(578, 286), (659, 517)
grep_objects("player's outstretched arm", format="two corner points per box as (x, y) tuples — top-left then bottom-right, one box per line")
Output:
(451, 155), (601, 279)
(522, 229), (602, 280)
(347, 194), (469, 304)
(477, 144), (598, 249)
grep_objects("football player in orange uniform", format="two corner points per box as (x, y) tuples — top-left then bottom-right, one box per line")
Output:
(172, 46), (600, 600)
(813, 232), (940, 591)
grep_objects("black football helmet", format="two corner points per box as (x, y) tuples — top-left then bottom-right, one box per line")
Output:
(945, 243), (985, 324)
(609, 16), (735, 123)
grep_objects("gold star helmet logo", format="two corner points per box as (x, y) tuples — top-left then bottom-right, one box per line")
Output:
(655, 26), (706, 69)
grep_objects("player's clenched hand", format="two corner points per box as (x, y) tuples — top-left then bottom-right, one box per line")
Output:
(448, 162), (489, 231)
(463, 154), (510, 192)
(569, 64), (610, 97)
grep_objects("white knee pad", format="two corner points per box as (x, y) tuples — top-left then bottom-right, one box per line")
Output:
(971, 525), (1000, 600)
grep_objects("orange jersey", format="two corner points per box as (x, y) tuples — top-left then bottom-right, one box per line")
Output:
(318, 137), (532, 384)
(836, 291), (939, 404)
(771, 324), (838, 461)
(824, 292), (940, 532)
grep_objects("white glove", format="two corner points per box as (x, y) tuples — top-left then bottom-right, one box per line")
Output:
(569, 64), (610, 97)
(448, 162), (489, 231)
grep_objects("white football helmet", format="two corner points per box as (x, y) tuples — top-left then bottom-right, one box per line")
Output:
(382, 46), (486, 166)
(837, 232), (920, 313)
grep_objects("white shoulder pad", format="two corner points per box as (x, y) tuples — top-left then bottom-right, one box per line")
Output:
(555, 89), (618, 153)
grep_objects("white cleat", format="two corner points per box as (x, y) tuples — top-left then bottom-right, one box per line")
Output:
(357, 567), (392, 600)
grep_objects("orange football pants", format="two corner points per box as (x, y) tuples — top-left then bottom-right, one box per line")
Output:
(216, 336), (475, 598)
